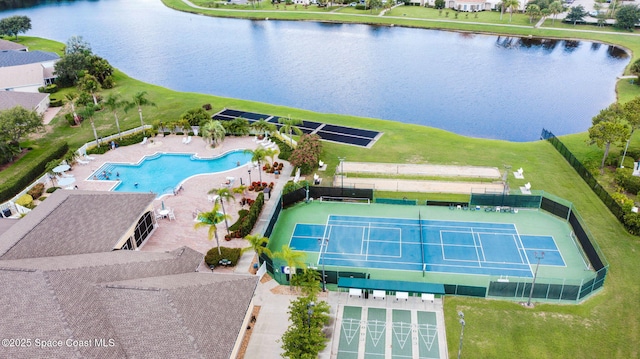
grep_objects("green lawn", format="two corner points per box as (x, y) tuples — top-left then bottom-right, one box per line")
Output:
(3, 14), (640, 358)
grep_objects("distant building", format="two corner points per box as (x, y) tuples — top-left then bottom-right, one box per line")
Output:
(0, 50), (59, 92)
(0, 91), (50, 115)
(0, 38), (27, 51)
(413, 0), (498, 11)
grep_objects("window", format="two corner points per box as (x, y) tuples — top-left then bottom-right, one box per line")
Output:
(133, 211), (154, 248)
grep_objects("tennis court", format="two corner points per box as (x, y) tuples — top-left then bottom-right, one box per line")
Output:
(289, 214), (565, 278)
(337, 306), (441, 359)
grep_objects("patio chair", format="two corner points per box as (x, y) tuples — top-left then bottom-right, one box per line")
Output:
(182, 137), (188, 144)
(84, 155), (96, 161)
(76, 159), (90, 165)
(168, 209), (176, 221)
(140, 137), (147, 145)
(185, 136), (192, 144)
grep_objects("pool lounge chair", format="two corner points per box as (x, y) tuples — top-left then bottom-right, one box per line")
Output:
(185, 136), (192, 145)
(76, 159), (90, 165)
(140, 137), (147, 145)
(182, 137), (188, 144)
(84, 155), (96, 161)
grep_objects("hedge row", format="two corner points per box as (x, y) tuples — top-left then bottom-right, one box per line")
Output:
(86, 131), (150, 155)
(227, 192), (265, 239)
(271, 136), (293, 161)
(0, 141), (69, 203)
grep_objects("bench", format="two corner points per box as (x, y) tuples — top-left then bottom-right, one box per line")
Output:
(349, 288), (362, 298)
(395, 291), (408, 301)
(373, 290), (386, 300)
(421, 293), (435, 303)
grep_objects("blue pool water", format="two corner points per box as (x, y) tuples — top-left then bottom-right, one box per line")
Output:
(90, 151), (252, 196)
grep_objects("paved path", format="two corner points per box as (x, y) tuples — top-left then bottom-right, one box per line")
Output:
(342, 161), (501, 178)
(337, 176), (505, 194)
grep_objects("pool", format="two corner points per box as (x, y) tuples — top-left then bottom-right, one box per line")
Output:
(89, 151), (252, 196)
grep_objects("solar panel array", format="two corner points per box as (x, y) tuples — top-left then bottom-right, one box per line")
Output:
(212, 109), (381, 148)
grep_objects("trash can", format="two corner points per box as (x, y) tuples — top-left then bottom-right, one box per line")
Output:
(264, 187), (271, 200)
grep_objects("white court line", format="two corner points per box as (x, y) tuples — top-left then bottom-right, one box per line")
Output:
(471, 228), (484, 265)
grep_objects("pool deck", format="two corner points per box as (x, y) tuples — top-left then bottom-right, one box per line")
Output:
(61, 134), (294, 257)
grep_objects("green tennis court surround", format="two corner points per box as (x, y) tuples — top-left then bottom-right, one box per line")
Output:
(265, 193), (607, 304)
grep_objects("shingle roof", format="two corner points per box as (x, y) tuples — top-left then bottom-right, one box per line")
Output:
(0, 39), (27, 51)
(0, 190), (156, 260)
(0, 247), (207, 359)
(0, 91), (48, 111)
(0, 50), (59, 67)
(0, 62), (46, 91)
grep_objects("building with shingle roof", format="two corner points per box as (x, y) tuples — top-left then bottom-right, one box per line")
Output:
(0, 49), (58, 67)
(0, 50), (59, 92)
(0, 38), (27, 51)
(0, 190), (259, 359)
(0, 91), (49, 114)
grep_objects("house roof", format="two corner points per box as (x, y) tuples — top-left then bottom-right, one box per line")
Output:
(0, 91), (48, 112)
(0, 218), (19, 237)
(0, 62), (47, 91)
(0, 50), (59, 67)
(0, 39), (27, 51)
(0, 190), (156, 260)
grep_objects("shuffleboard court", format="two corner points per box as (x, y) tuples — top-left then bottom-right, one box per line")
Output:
(338, 306), (362, 359)
(417, 311), (439, 359)
(365, 308), (387, 358)
(391, 310), (413, 359)
(288, 215), (565, 278)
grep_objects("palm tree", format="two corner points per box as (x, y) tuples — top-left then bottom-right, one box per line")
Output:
(233, 184), (247, 197)
(124, 91), (156, 133)
(275, 245), (307, 283)
(103, 94), (125, 139)
(64, 92), (80, 125)
(278, 115), (303, 146)
(264, 147), (279, 165)
(251, 118), (276, 138)
(526, 4), (540, 23)
(194, 202), (230, 256)
(77, 75), (101, 106)
(243, 234), (272, 261)
(548, 1), (563, 24)
(78, 105), (99, 147)
(244, 147), (267, 183)
(504, 0), (520, 22)
(207, 187), (235, 234)
(201, 120), (226, 147)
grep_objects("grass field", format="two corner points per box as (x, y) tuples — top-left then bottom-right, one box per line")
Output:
(3, 14), (640, 357)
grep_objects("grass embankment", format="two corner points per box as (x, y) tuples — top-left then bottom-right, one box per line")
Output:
(6, 28), (640, 358)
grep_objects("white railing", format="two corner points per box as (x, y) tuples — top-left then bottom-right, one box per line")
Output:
(76, 125), (151, 156)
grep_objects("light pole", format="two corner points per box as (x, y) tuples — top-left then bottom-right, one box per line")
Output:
(248, 168), (252, 185)
(526, 251), (545, 307)
(338, 157), (346, 195)
(457, 311), (465, 359)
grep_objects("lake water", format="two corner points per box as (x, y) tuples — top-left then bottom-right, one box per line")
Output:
(1, 0), (629, 141)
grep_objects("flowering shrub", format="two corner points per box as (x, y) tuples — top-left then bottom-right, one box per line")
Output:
(289, 134), (322, 175)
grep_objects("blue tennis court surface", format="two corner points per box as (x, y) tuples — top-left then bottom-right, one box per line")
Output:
(289, 215), (566, 278)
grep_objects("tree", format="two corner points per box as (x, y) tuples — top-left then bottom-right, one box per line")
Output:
(623, 96), (640, 135)
(201, 120), (226, 147)
(243, 234), (272, 264)
(54, 52), (88, 87)
(224, 117), (251, 136)
(0, 15), (31, 39)
(250, 118), (275, 138)
(275, 245), (307, 282)
(434, 0), (445, 9)
(367, 0), (382, 13)
(0, 106), (43, 153)
(78, 105), (99, 147)
(64, 93), (80, 125)
(103, 94), (126, 138)
(278, 115), (303, 146)
(87, 55), (114, 87)
(548, 1), (564, 24)
(280, 294), (330, 359)
(501, 0), (520, 22)
(124, 91), (156, 133)
(244, 147), (267, 182)
(566, 5), (587, 25)
(65, 35), (92, 56)
(290, 268), (322, 297)
(526, 4), (541, 23)
(264, 147), (279, 165)
(194, 202), (230, 256)
(630, 58), (640, 80)
(615, 4), (640, 31)
(289, 134), (323, 175)
(588, 104), (631, 171)
(207, 187), (235, 235)
(180, 107), (210, 127)
(77, 74), (101, 106)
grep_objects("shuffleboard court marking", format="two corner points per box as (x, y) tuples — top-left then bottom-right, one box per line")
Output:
(392, 321), (412, 350)
(417, 323), (438, 351)
(341, 318), (361, 346)
(367, 319), (386, 348)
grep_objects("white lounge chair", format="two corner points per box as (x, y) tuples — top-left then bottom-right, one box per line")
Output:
(514, 167), (524, 179)
(84, 155), (96, 161)
(182, 137), (188, 144)
(185, 136), (192, 144)
(207, 195), (219, 203)
(76, 159), (89, 165)
(524, 182), (531, 190)
(168, 209), (176, 221)
(61, 173), (74, 178)
(319, 160), (324, 167)
(140, 137), (148, 145)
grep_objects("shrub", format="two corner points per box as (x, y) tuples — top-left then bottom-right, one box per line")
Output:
(181, 107), (211, 127)
(50, 98), (63, 107)
(0, 141), (68, 203)
(204, 246), (242, 267)
(289, 134), (322, 175)
(46, 186), (60, 193)
(101, 75), (115, 89)
(27, 183), (45, 200)
(623, 212), (640, 235)
(65, 113), (76, 126)
(16, 194), (34, 208)
(271, 136), (293, 160)
(614, 168), (640, 194)
(227, 192), (265, 238)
